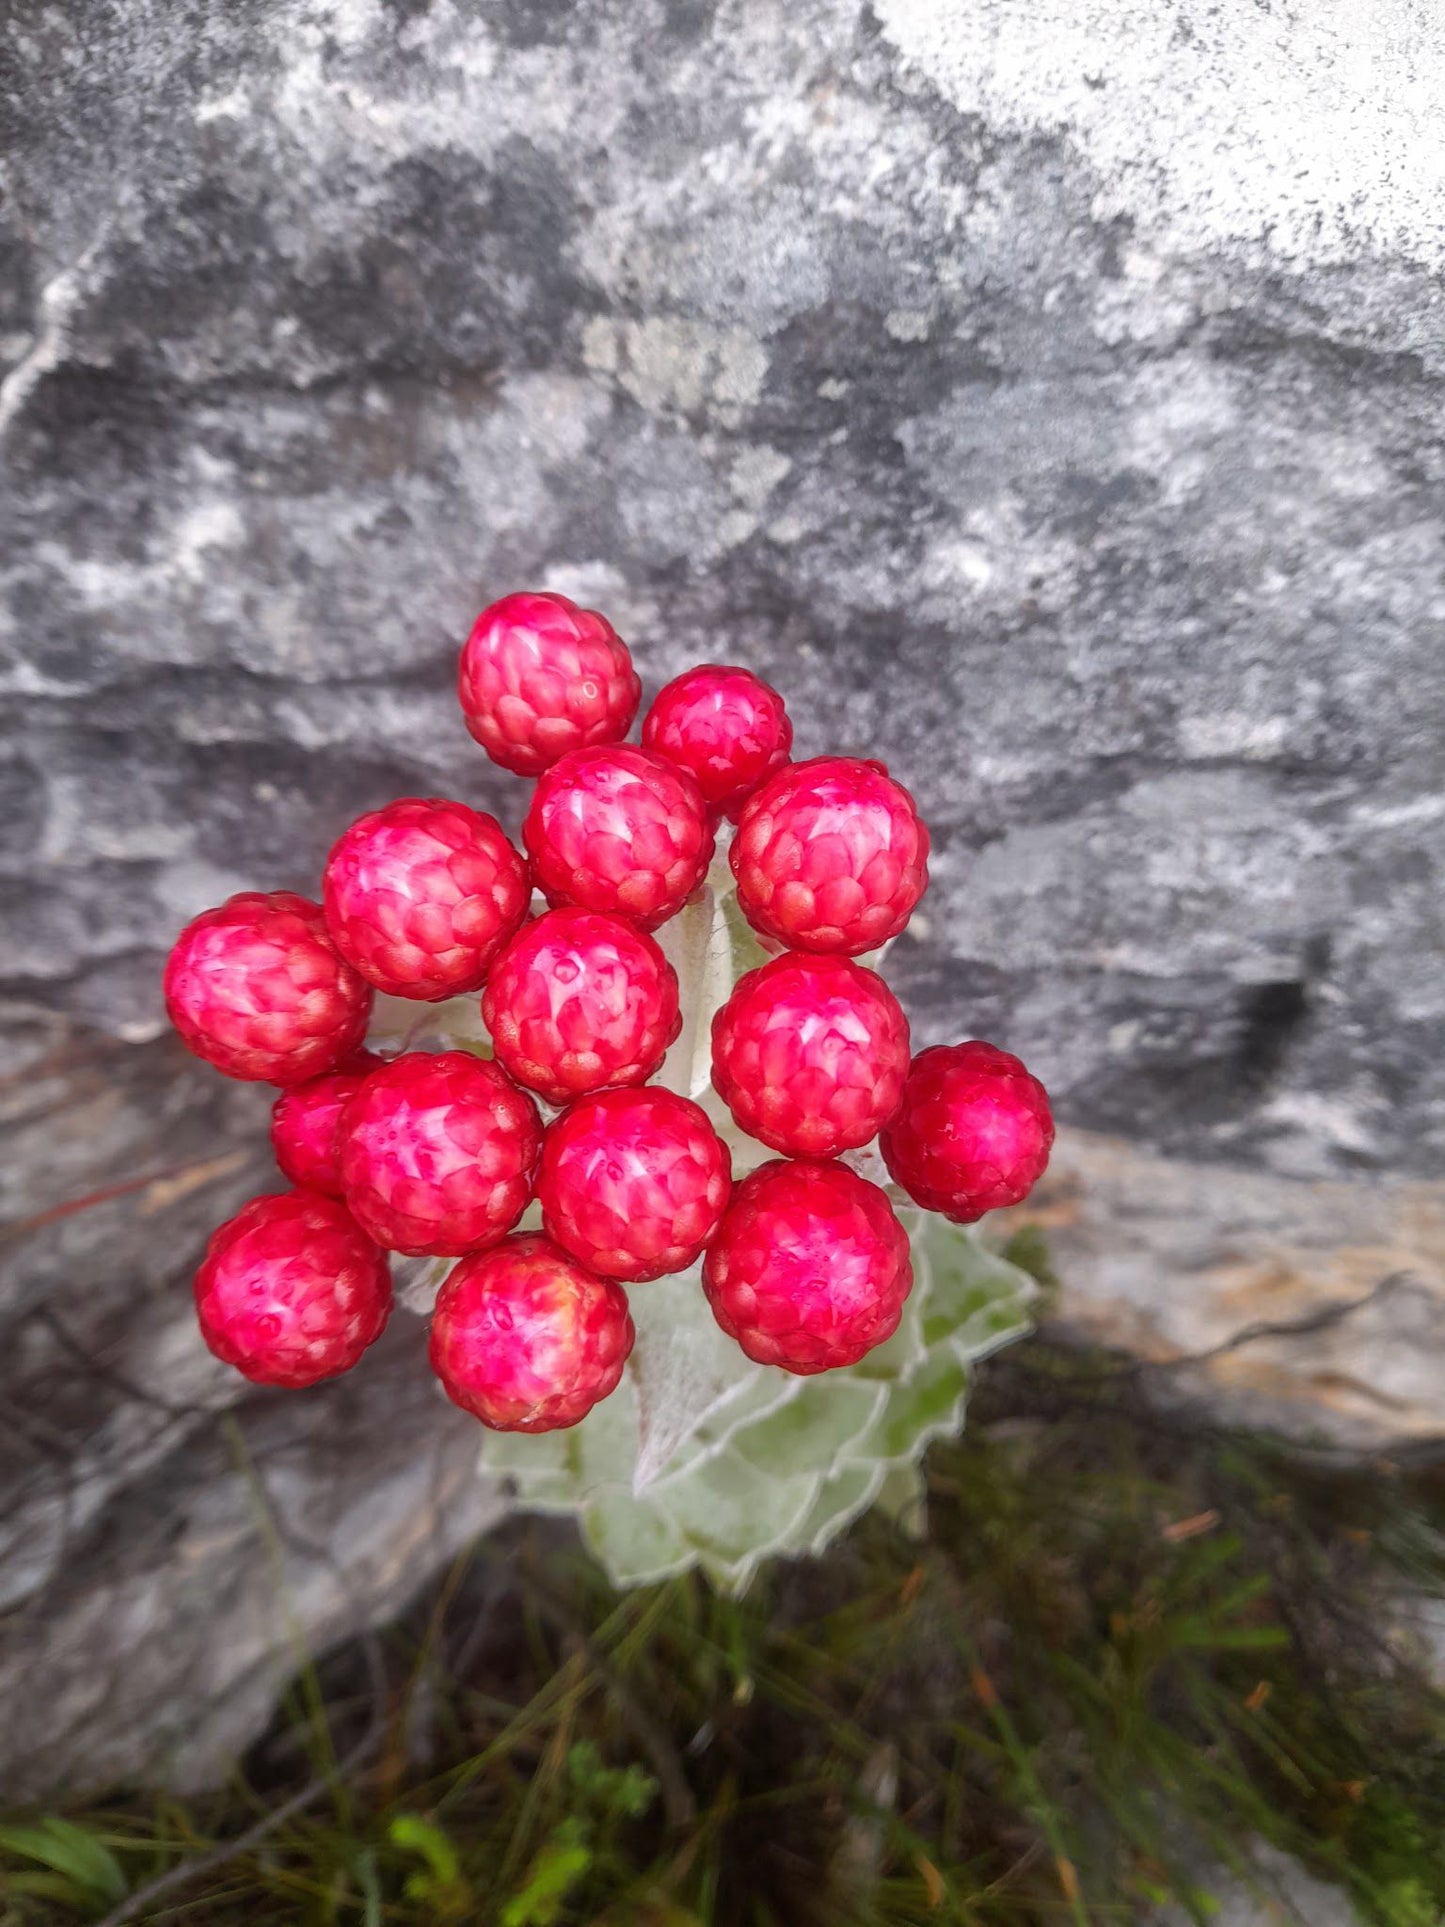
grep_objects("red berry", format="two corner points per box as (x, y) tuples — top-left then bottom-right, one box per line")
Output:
(339, 1050), (541, 1256)
(641, 663), (792, 817)
(322, 797), (529, 1001)
(711, 953), (910, 1159)
(538, 1087), (731, 1281)
(881, 1041), (1054, 1223)
(702, 1159), (912, 1374)
(458, 591), (640, 776)
(523, 744), (714, 930)
(270, 1051), (384, 1196)
(482, 908), (682, 1106)
(194, 1189), (392, 1388)
(731, 757), (929, 955)
(429, 1233), (634, 1431)
(164, 891), (373, 1085)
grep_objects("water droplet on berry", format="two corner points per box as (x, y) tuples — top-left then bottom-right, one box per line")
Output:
(553, 957), (580, 984)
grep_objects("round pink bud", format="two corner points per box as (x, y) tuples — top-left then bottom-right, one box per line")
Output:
(429, 1233), (634, 1432)
(702, 1159), (912, 1375)
(711, 953), (910, 1159)
(881, 1041), (1055, 1223)
(164, 891), (373, 1086)
(730, 757), (929, 955)
(522, 744), (714, 931)
(339, 1050), (541, 1256)
(322, 797), (529, 1001)
(193, 1189), (392, 1388)
(538, 1087), (732, 1281)
(269, 1051), (384, 1197)
(481, 908), (682, 1106)
(641, 663), (792, 817)
(458, 591), (640, 776)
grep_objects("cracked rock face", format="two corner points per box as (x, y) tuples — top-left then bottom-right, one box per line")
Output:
(1, 0), (1442, 1796)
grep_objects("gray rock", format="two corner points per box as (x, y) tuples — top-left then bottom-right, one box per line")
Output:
(1009, 1127), (1445, 1448)
(4, 0), (1442, 1180)
(1147, 1841), (1365, 1927)
(0, 1011), (509, 1798)
(2, 0), (1443, 1796)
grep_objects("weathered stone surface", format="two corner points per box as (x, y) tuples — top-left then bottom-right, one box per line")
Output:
(1, 1315), (505, 1802)
(2, 0), (1443, 1797)
(1007, 1129), (1445, 1448)
(0, 1015), (506, 1798)
(1150, 1841), (1364, 1927)
(3, 0), (1442, 1180)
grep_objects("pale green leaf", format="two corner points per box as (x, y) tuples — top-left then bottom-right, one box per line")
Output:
(651, 1447), (823, 1572)
(0, 1818), (127, 1903)
(847, 1346), (970, 1465)
(727, 1377), (886, 1477)
(580, 1490), (696, 1587)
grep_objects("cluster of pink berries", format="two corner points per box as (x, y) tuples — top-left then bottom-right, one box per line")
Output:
(165, 593), (1054, 1433)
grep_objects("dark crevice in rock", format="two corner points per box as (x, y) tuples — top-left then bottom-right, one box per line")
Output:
(1201, 312), (1441, 387)
(1237, 973), (1317, 1094)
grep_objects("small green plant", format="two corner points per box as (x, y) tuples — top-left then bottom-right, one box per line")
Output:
(0, 1818), (126, 1918)
(501, 1743), (658, 1927)
(387, 1813), (473, 1918)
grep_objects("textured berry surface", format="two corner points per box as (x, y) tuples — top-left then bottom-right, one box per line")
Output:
(538, 1087), (732, 1281)
(641, 663), (792, 816)
(482, 909), (682, 1105)
(523, 744), (714, 930)
(194, 1189), (391, 1388)
(430, 1233), (634, 1431)
(339, 1050), (541, 1256)
(731, 757), (929, 955)
(458, 591), (640, 775)
(711, 953), (910, 1158)
(703, 1159), (912, 1374)
(323, 797), (528, 1000)
(270, 1052), (384, 1196)
(881, 1041), (1054, 1223)
(164, 891), (373, 1085)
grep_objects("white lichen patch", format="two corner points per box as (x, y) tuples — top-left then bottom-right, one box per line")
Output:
(884, 308), (932, 342)
(729, 444), (791, 508)
(583, 315), (768, 425)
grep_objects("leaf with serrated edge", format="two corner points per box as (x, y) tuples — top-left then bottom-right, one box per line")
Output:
(795, 1461), (889, 1557)
(648, 1367), (801, 1489)
(846, 1271), (927, 1382)
(581, 1489), (696, 1587)
(727, 1377), (886, 1478)
(845, 1346), (970, 1466)
(905, 1213), (1037, 1359)
(871, 1461), (928, 1537)
(651, 1445), (823, 1574)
